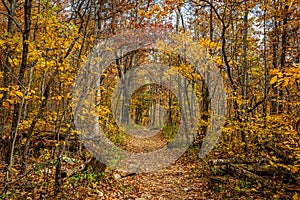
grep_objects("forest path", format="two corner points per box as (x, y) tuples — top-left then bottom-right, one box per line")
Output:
(116, 158), (214, 199)
(98, 129), (223, 199)
(123, 129), (167, 153)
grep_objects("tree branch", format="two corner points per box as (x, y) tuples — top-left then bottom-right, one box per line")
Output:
(1, 0), (10, 12)
(0, 11), (23, 33)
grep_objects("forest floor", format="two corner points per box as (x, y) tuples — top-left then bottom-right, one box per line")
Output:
(103, 156), (221, 199)
(62, 130), (269, 200)
(2, 129), (294, 199)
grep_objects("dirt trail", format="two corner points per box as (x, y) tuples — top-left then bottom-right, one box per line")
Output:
(123, 129), (167, 153)
(117, 159), (212, 199)
(98, 129), (225, 199)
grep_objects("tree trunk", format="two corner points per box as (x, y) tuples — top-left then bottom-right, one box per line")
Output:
(241, 5), (249, 152)
(0, 0), (17, 132)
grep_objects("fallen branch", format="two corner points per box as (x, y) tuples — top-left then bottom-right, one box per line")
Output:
(225, 164), (269, 186)
(209, 159), (271, 187)
(209, 158), (269, 166)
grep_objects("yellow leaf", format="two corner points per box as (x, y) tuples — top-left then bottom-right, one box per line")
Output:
(270, 76), (277, 84)
(290, 77), (296, 85)
(137, 10), (144, 16)
(7, 99), (15, 104)
(15, 91), (23, 98)
(293, 193), (298, 200)
(291, 166), (299, 173)
(10, 167), (18, 174)
(0, 94), (3, 99)
(282, 78), (289, 87)
(0, 39), (5, 46)
(269, 160), (275, 166)
(0, 88), (9, 91)
(269, 69), (278, 74)
(277, 72), (283, 78)
(21, 138), (27, 145)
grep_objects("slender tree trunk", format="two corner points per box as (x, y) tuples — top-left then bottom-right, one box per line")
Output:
(271, 1), (279, 114)
(279, 4), (289, 113)
(0, 0), (17, 133)
(151, 86), (157, 127)
(241, 5), (248, 152)
(263, 0), (268, 128)
(11, 0), (32, 137)
(177, 74), (188, 132)
(22, 74), (50, 172)
(5, 95), (26, 192)
(7, 0), (32, 178)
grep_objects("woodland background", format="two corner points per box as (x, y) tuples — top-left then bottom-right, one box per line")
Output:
(0, 0), (299, 199)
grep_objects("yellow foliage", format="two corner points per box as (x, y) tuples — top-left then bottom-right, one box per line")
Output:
(293, 193), (299, 200)
(270, 75), (277, 84)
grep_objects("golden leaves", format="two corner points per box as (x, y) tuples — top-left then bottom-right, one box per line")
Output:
(270, 75), (277, 85)
(198, 38), (221, 50)
(293, 193), (299, 200)
(269, 65), (300, 87)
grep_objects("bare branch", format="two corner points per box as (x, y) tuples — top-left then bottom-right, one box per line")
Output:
(0, 11), (23, 33)
(1, 0), (10, 12)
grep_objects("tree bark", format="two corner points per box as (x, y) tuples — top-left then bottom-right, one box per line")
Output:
(241, 4), (249, 152)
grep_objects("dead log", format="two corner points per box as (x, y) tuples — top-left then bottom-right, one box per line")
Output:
(209, 159), (270, 186)
(209, 158), (269, 166)
(225, 164), (269, 186)
(211, 164), (269, 186)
